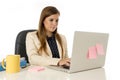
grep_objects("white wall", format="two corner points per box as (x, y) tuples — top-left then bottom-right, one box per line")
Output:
(0, 0), (120, 70)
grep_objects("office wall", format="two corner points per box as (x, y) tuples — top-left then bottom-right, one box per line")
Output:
(0, 0), (120, 63)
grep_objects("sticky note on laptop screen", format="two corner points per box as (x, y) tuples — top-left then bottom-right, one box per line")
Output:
(96, 44), (105, 55)
(87, 46), (97, 59)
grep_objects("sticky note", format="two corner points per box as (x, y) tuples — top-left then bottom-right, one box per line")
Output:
(87, 46), (97, 59)
(28, 66), (45, 72)
(96, 44), (105, 55)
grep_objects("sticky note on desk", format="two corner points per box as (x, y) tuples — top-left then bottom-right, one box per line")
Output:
(28, 66), (45, 72)
(87, 46), (97, 59)
(96, 44), (105, 55)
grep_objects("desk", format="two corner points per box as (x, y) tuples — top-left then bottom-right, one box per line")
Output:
(0, 66), (106, 80)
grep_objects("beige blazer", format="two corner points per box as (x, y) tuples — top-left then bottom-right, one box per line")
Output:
(26, 31), (68, 66)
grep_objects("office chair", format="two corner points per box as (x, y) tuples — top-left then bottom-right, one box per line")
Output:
(15, 29), (36, 63)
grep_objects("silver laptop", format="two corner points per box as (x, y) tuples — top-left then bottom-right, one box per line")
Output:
(48, 31), (109, 73)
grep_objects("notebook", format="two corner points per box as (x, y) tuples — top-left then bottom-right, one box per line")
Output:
(48, 31), (109, 73)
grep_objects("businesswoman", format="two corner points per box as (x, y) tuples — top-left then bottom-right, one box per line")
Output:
(26, 6), (70, 66)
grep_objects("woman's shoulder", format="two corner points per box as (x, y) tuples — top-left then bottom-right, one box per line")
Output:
(27, 31), (38, 38)
(59, 33), (66, 40)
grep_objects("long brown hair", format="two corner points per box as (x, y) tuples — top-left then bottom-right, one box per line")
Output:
(37, 6), (64, 58)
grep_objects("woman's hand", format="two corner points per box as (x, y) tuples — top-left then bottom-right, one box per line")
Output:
(58, 58), (71, 66)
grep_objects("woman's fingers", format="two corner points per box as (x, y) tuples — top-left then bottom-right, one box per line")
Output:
(58, 58), (71, 66)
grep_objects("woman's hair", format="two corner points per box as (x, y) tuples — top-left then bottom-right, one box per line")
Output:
(37, 6), (64, 58)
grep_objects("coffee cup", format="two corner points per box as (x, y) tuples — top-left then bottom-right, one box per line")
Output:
(2, 55), (20, 73)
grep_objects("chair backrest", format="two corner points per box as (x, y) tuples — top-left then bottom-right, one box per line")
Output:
(15, 29), (36, 63)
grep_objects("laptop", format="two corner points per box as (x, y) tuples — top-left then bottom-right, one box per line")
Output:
(48, 31), (109, 73)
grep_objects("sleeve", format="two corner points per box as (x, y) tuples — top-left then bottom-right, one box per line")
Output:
(26, 32), (60, 66)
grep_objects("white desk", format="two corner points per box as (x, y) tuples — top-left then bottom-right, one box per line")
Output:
(0, 66), (106, 80)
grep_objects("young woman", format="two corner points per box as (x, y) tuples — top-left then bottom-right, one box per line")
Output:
(26, 6), (70, 66)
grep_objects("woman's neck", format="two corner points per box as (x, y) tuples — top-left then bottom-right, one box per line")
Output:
(46, 31), (53, 37)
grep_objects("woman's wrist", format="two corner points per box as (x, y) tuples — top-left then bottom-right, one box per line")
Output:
(57, 59), (62, 66)
(57, 61), (60, 66)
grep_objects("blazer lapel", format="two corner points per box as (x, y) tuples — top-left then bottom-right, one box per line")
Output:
(46, 41), (52, 56)
(56, 40), (62, 58)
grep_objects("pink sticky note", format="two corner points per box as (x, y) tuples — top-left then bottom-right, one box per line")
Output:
(87, 46), (97, 59)
(96, 44), (105, 55)
(28, 66), (45, 72)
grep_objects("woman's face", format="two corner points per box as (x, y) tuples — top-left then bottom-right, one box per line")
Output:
(43, 14), (59, 36)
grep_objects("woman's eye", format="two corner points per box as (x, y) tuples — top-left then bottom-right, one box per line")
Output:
(56, 19), (59, 22)
(50, 19), (53, 22)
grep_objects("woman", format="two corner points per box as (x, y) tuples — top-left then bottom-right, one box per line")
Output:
(26, 6), (70, 66)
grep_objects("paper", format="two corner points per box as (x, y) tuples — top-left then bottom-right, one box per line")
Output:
(87, 46), (97, 59)
(96, 44), (105, 55)
(28, 66), (45, 72)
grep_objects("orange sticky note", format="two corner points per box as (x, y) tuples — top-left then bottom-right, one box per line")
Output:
(96, 44), (105, 55)
(87, 46), (97, 59)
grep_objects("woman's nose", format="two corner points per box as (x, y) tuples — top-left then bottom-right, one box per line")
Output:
(52, 21), (57, 26)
